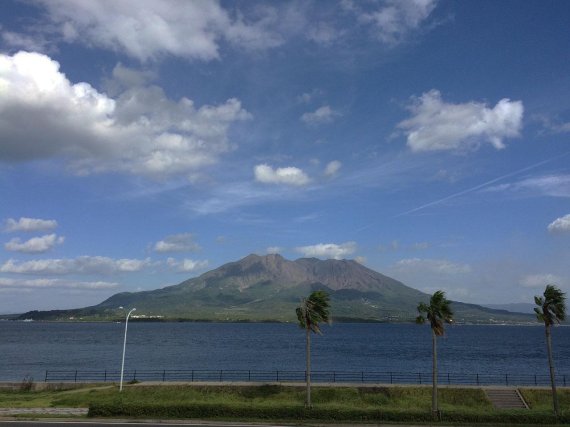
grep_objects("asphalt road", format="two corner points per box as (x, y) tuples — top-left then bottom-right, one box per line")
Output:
(0, 422), (300, 427)
(0, 422), (448, 427)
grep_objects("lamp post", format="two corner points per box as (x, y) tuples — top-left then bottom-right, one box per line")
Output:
(120, 307), (136, 392)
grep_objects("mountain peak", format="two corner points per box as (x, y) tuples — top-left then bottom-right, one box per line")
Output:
(21, 253), (535, 323)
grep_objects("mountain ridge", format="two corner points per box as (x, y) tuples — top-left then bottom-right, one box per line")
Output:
(19, 253), (534, 323)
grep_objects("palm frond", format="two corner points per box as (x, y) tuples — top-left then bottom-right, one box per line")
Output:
(536, 285), (566, 326)
(534, 307), (545, 322)
(417, 302), (429, 314)
(296, 290), (331, 335)
(417, 290), (453, 336)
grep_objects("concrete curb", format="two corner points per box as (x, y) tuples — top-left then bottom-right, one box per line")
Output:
(0, 407), (88, 416)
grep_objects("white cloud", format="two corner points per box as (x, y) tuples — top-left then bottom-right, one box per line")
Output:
(0, 51), (250, 178)
(30, 0), (283, 62)
(266, 246), (282, 254)
(307, 23), (342, 45)
(0, 256), (151, 275)
(354, 0), (439, 45)
(103, 63), (157, 96)
(297, 89), (323, 104)
(1, 30), (49, 52)
(166, 257), (208, 273)
(355, 256), (367, 264)
(324, 160), (342, 177)
(534, 115), (570, 134)
(520, 274), (564, 288)
(254, 164), (310, 186)
(486, 174), (570, 198)
(394, 258), (471, 275)
(154, 233), (200, 253)
(0, 277), (118, 290)
(4, 217), (58, 233)
(295, 242), (357, 260)
(4, 234), (64, 254)
(301, 105), (340, 125)
(398, 90), (523, 153)
(548, 214), (570, 234)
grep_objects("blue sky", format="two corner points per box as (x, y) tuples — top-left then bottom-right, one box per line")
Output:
(0, 0), (569, 314)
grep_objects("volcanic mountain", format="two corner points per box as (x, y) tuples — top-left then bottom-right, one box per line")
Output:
(20, 254), (533, 323)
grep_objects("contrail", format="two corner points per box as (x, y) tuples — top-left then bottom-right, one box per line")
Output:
(396, 150), (570, 218)
(355, 150), (570, 232)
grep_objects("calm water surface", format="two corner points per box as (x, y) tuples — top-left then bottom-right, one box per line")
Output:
(0, 322), (568, 381)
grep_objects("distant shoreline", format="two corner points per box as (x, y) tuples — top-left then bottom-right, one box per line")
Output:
(0, 317), (546, 326)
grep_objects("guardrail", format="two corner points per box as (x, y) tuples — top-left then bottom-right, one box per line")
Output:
(44, 369), (569, 387)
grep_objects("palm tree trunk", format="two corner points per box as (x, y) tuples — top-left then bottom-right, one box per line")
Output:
(305, 327), (312, 408)
(432, 329), (438, 418)
(545, 324), (560, 417)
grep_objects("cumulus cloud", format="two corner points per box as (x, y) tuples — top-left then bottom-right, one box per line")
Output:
(154, 233), (200, 253)
(4, 217), (57, 233)
(166, 257), (208, 273)
(324, 160), (342, 177)
(548, 214), (570, 234)
(0, 51), (251, 178)
(295, 241), (357, 260)
(11, 1), (443, 61)
(0, 277), (118, 290)
(0, 256), (151, 275)
(27, 0), (283, 62)
(398, 90), (523, 153)
(4, 234), (64, 254)
(393, 258), (471, 275)
(520, 274), (563, 288)
(301, 105), (340, 125)
(350, 0), (439, 45)
(254, 164), (310, 186)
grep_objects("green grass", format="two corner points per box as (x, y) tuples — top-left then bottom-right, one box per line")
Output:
(0, 384), (491, 412)
(520, 388), (570, 411)
(50, 384), (492, 411)
(1, 384), (569, 424)
(0, 385), (111, 408)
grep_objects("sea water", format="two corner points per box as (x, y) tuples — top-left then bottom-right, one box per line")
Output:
(0, 321), (568, 382)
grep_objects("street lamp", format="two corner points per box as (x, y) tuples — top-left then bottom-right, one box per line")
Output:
(119, 307), (136, 392)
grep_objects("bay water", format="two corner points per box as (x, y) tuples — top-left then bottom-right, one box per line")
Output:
(0, 321), (568, 382)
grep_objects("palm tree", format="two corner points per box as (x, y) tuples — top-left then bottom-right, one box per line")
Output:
(534, 284), (566, 417)
(416, 290), (453, 419)
(296, 290), (331, 408)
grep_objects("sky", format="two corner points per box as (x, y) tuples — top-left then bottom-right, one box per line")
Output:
(0, 0), (569, 314)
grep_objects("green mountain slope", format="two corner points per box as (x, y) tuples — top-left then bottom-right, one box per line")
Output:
(20, 254), (534, 323)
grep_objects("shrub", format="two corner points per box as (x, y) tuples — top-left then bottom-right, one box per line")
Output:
(88, 402), (569, 424)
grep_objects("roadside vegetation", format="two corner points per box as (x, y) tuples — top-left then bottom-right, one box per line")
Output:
(1, 384), (569, 423)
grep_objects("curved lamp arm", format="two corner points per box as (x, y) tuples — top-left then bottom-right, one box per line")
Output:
(119, 308), (136, 392)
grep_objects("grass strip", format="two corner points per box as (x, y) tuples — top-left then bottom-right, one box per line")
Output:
(87, 402), (568, 424)
(2, 383), (569, 424)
